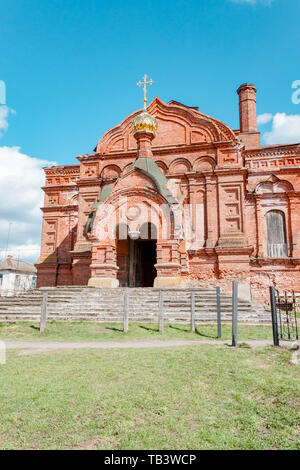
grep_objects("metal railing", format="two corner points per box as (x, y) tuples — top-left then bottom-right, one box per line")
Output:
(269, 286), (299, 344)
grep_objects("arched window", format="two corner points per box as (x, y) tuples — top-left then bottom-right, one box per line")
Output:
(266, 210), (288, 258)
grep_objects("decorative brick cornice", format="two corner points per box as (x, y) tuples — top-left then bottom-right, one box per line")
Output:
(44, 165), (80, 175)
(215, 245), (252, 255)
(70, 250), (92, 258)
(76, 179), (101, 188)
(77, 154), (103, 162)
(246, 158), (300, 171)
(246, 191), (300, 200)
(42, 184), (78, 191)
(41, 205), (78, 213)
(244, 143), (300, 171)
(244, 144), (300, 159)
(214, 167), (247, 176)
(44, 165), (80, 188)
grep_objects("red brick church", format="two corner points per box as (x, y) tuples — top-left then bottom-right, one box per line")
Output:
(36, 79), (300, 303)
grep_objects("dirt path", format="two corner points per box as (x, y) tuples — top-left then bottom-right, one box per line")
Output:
(1, 338), (284, 355)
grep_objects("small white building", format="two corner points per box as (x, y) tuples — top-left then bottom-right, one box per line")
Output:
(0, 256), (37, 296)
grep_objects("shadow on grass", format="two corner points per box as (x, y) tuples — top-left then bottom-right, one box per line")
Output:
(194, 327), (217, 339)
(105, 326), (123, 332)
(30, 325), (40, 331)
(169, 325), (189, 333)
(224, 342), (251, 349)
(139, 325), (158, 332)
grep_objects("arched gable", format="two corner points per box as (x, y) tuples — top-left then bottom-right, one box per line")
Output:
(255, 175), (294, 194)
(96, 97), (236, 154)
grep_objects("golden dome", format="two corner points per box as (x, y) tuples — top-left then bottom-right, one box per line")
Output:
(132, 111), (158, 136)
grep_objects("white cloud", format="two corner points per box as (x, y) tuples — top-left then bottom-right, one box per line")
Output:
(0, 146), (55, 264)
(0, 105), (16, 137)
(262, 113), (300, 145)
(257, 113), (273, 125)
(0, 106), (10, 136)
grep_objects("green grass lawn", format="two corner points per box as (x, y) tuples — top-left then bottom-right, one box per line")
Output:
(0, 321), (273, 342)
(0, 344), (299, 450)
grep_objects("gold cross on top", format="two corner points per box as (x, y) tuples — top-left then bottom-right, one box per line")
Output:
(137, 74), (154, 111)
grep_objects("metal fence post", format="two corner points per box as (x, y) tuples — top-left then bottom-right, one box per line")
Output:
(216, 286), (221, 338)
(269, 286), (279, 346)
(40, 292), (48, 333)
(191, 292), (195, 332)
(276, 289), (283, 339)
(158, 290), (164, 332)
(232, 281), (238, 347)
(284, 291), (291, 340)
(293, 291), (299, 341)
(123, 291), (129, 333)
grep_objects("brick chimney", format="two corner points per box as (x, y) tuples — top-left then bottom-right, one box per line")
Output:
(237, 83), (257, 133)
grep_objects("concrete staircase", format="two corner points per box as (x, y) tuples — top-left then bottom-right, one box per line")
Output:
(0, 286), (270, 324)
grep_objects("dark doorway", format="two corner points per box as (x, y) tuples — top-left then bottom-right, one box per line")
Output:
(116, 223), (157, 287)
(132, 239), (157, 287)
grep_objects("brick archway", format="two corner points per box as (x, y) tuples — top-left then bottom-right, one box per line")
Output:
(87, 189), (183, 288)
(116, 222), (157, 287)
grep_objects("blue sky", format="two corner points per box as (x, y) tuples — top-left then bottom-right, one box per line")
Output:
(0, 0), (299, 262)
(1, 0), (300, 162)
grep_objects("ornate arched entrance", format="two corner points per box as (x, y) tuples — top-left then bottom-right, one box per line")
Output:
(116, 222), (157, 287)
(87, 188), (183, 288)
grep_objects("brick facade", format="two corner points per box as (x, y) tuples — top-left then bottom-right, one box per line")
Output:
(36, 84), (300, 304)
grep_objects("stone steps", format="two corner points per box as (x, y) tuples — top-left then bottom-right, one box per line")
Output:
(0, 285), (270, 324)
(0, 304), (257, 312)
(0, 303), (251, 309)
(0, 316), (270, 324)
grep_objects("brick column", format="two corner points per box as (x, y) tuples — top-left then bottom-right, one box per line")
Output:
(36, 213), (59, 287)
(154, 239), (184, 287)
(255, 196), (264, 257)
(215, 172), (251, 300)
(88, 239), (119, 288)
(205, 176), (218, 248)
(289, 196), (300, 257)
